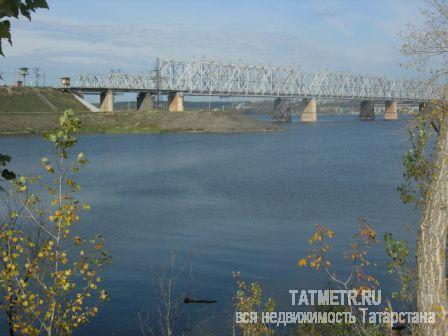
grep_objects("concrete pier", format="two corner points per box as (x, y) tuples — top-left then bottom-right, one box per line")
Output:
(137, 92), (155, 112)
(384, 100), (398, 120)
(168, 92), (184, 112)
(100, 90), (114, 112)
(360, 101), (375, 120)
(301, 98), (317, 122)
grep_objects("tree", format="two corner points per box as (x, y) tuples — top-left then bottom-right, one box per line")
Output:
(401, 1), (448, 334)
(0, 0), (48, 56)
(0, 110), (110, 336)
(233, 272), (275, 336)
(298, 221), (383, 336)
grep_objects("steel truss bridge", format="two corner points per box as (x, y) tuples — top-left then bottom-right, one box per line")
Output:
(73, 58), (436, 102)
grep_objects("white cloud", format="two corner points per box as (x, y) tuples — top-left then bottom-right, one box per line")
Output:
(0, 2), (427, 85)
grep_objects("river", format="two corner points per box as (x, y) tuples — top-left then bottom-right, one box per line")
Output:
(0, 115), (419, 335)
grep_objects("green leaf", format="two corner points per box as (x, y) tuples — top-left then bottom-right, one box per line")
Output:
(0, 20), (11, 56)
(0, 1), (49, 56)
(19, 4), (31, 20)
(0, 20), (12, 40)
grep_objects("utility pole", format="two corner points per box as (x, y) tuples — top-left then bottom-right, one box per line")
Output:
(154, 58), (162, 109)
(32, 67), (41, 87)
(208, 90), (211, 112)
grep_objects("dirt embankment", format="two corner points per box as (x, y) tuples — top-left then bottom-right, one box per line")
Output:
(0, 87), (280, 134)
(0, 110), (281, 135)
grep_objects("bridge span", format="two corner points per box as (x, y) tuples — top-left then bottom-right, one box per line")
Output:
(70, 58), (437, 121)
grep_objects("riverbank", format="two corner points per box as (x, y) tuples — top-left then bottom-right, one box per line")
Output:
(0, 87), (89, 113)
(0, 110), (281, 135)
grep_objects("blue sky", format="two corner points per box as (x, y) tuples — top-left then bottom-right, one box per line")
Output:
(0, 0), (427, 85)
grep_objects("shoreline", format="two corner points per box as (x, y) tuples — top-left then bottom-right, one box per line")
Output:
(0, 128), (282, 136)
(0, 110), (282, 136)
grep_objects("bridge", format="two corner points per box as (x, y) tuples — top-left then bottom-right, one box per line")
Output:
(70, 58), (437, 121)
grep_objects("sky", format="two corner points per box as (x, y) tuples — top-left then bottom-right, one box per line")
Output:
(0, 0), (429, 86)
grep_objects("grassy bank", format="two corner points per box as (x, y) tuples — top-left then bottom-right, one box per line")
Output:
(0, 110), (281, 135)
(0, 87), (89, 113)
(0, 87), (280, 134)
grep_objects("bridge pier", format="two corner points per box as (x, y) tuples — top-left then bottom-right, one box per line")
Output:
(137, 92), (155, 112)
(168, 92), (184, 112)
(360, 101), (375, 120)
(100, 90), (114, 112)
(274, 98), (282, 111)
(272, 98), (292, 122)
(301, 98), (317, 122)
(384, 100), (398, 120)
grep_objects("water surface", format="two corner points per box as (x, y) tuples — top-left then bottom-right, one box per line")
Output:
(0, 115), (418, 335)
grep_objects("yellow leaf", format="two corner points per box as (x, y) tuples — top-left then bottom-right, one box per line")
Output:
(298, 258), (307, 267)
(99, 290), (108, 301)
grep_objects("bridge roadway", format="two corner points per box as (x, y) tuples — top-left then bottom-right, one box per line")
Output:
(70, 58), (437, 121)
